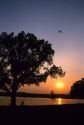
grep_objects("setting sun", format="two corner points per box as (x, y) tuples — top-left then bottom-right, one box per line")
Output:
(55, 82), (64, 89)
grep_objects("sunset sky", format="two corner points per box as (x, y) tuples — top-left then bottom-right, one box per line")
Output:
(0, 0), (84, 94)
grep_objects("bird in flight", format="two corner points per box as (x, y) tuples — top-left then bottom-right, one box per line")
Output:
(57, 29), (63, 33)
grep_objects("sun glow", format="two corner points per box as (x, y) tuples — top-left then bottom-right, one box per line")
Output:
(55, 82), (64, 89)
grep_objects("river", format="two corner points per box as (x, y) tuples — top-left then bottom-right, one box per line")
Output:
(0, 96), (84, 106)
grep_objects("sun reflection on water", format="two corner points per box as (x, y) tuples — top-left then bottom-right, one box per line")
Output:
(51, 98), (62, 105)
(58, 98), (62, 105)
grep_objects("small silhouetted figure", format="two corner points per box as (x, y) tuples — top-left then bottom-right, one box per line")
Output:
(21, 100), (24, 106)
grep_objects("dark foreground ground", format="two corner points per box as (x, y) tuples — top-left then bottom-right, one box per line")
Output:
(0, 104), (84, 125)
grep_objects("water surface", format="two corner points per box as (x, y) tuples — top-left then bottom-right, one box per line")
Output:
(0, 96), (84, 106)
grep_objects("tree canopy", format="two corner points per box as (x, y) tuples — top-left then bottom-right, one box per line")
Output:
(0, 31), (65, 105)
(70, 78), (84, 98)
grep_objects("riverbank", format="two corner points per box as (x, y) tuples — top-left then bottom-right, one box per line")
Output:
(0, 92), (70, 98)
(0, 104), (84, 124)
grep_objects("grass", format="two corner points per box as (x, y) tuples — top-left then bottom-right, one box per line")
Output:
(0, 104), (84, 124)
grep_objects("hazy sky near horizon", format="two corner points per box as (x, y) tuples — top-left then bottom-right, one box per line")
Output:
(0, 0), (84, 93)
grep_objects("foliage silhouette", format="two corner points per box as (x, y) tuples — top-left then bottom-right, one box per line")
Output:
(50, 90), (55, 99)
(70, 78), (84, 98)
(0, 31), (65, 106)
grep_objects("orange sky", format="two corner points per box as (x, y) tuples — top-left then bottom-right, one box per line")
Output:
(19, 52), (84, 94)
(19, 72), (84, 94)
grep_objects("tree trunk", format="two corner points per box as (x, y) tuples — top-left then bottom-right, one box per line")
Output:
(11, 91), (16, 106)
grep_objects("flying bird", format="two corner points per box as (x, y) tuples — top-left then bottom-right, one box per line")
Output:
(57, 29), (63, 33)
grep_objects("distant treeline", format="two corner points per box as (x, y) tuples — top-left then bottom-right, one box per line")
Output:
(0, 92), (70, 99)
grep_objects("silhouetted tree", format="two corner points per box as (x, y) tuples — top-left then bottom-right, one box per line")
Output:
(70, 78), (84, 98)
(0, 31), (65, 106)
(50, 90), (55, 99)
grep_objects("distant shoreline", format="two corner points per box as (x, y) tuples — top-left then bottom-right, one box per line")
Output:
(0, 92), (84, 99)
